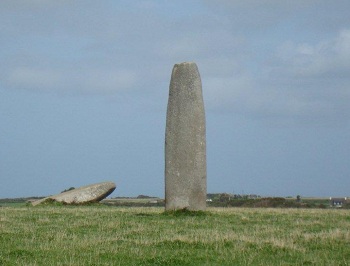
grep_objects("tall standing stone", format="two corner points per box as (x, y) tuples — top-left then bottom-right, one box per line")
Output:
(165, 62), (206, 211)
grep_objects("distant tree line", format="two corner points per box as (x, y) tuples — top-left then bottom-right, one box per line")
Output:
(206, 193), (349, 209)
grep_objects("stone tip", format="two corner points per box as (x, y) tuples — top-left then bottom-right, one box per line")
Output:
(174, 62), (196, 66)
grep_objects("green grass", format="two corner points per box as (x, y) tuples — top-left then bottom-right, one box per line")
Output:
(1, 206), (349, 265)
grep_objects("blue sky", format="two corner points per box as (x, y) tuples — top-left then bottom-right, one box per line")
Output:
(1, 0), (350, 198)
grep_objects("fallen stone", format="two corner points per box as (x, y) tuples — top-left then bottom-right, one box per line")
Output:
(32, 181), (116, 206)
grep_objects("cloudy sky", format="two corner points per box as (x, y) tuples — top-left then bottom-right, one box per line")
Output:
(1, 0), (350, 198)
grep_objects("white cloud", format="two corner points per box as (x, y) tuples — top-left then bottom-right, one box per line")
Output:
(3, 65), (137, 93)
(6, 67), (61, 90)
(274, 29), (350, 79)
(334, 29), (350, 58)
(202, 29), (350, 123)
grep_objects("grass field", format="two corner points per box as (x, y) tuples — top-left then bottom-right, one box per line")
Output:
(1, 206), (349, 265)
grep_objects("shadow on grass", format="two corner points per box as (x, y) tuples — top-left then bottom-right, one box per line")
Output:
(35, 198), (105, 207)
(162, 208), (210, 217)
(134, 209), (210, 218)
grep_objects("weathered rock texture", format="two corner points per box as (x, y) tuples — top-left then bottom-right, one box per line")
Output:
(165, 62), (206, 211)
(32, 181), (116, 206)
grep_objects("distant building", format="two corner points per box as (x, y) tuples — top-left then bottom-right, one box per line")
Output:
(330, 197), (347, 207)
